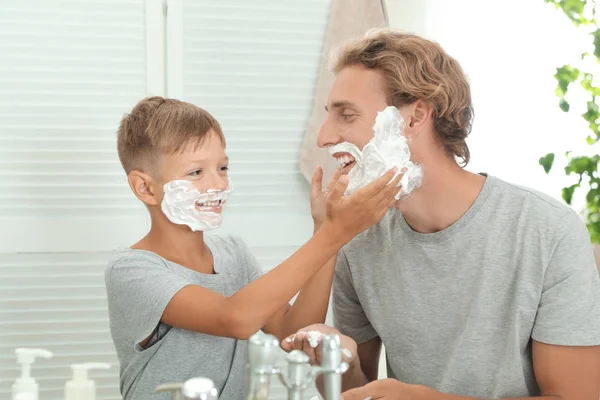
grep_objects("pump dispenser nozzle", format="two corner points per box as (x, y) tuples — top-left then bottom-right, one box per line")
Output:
(65, 363), (110, 400)
(12, 348), (53, 400)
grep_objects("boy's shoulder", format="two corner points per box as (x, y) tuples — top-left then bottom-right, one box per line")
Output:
(104, 247), (167, 283)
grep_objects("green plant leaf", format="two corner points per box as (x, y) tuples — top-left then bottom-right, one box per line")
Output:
(562, 184), (579, 204)
(593, 29), (600, 58)
(580, 73), (600, 96)
(586, 135), (597, 144)
(539, 153), (555, 173)
(560, 98), (571, 112)
(555, 65), (580, 97)
(587, 187), (600, 203)
(565, 155), (599, 175)
(588, 220), (600, 244)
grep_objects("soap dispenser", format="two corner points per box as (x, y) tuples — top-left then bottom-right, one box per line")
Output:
(64, 363), (110, 400)
(12, 348), (53, 400)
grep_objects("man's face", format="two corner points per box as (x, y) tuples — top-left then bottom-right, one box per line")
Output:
(317, 65), (390, 175)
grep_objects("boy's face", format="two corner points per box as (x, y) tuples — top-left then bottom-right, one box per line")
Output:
(159, 130), (229, 214)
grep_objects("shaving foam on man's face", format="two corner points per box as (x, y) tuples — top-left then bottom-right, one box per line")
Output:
(161, 178), (233, 232)
(328, 106), (423, 199)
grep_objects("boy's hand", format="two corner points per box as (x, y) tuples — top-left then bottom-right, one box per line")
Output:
(310, 166), (343, 229)
(323, 168), (402, 244)
(280, 324), (358, 369)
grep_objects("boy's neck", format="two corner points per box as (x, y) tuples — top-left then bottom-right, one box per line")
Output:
(133, 218), (215, 274)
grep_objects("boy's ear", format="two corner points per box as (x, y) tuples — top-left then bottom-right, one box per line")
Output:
(128, 170), (161, 206)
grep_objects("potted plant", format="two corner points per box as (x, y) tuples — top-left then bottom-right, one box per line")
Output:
(539, 0), (600, 267)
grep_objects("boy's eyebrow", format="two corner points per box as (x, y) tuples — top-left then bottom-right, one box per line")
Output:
(324, 101), (358, 112)
(184, 156), (229, 165)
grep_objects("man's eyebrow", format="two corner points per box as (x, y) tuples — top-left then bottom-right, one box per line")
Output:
(324, 101), (358, 112)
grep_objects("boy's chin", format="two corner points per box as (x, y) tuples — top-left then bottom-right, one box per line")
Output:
(195, 206), (222, 213)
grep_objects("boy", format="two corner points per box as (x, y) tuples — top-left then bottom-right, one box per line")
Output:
(105, 96), (402, 400)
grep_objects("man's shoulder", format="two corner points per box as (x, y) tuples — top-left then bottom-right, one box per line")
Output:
(487, 176), (574, 228)
(490, 176), (566, 212)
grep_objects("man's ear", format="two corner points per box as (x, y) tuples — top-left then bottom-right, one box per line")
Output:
(127, 170), (161, 206)
(404, 100), (434, 133)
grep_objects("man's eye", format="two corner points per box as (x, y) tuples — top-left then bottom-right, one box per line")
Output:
(220, 166), (229, 171)
(341, 114), (355, 121)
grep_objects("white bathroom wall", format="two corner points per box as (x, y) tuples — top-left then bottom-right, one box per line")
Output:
(386, 0), (592, 211)
(0, 1), (330, 399)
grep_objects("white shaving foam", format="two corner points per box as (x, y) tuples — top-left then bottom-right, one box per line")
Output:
(161, 178), (233, 232)
(306, 331), (322, 348)
(328, 106), (423, 199)
(342, 348), (353, 359)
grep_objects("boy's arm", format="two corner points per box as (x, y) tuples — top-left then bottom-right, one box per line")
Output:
(161, 227), (341, 340)
(161, 170), (401, 340)
(261, 253), (337, 341)
(261, 167), (345, 340)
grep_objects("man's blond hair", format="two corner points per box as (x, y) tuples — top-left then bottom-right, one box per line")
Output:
(331, 29), (474, 165)
(117, 96), (225, 174)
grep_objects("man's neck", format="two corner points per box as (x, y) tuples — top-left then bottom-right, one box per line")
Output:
(396, 160), (486, 234)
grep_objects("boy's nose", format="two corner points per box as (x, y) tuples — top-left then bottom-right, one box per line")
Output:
(208, 175), (229, 192)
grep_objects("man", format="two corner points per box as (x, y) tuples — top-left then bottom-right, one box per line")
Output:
(283, 29), (600, 399)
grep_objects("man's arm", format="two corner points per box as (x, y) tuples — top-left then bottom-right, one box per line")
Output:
(342, 341), (600, 400)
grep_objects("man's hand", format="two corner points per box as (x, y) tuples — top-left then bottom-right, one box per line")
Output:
(280, 323), (358, 368)
(342, 379), (429, 400)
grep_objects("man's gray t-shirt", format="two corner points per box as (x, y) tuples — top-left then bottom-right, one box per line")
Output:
(333, 174), (600, 397)
(105, 235), (263, 400)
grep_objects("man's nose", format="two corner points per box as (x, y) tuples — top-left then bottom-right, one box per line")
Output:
(317, 117), (342, 148)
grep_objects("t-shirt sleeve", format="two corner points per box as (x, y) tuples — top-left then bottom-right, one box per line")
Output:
(105, 252), (190, 348)
(532, 209), (600, 346)
(332, 249), (378, 344)
(234, 236), (264, 283)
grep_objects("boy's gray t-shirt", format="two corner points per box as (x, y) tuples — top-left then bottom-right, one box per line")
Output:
(333, 175), (600, 397)
(105, 235), (264, 400)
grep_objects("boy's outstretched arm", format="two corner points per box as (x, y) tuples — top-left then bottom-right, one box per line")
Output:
(261, 167), (344, 340)
(160, 169), (401, 340)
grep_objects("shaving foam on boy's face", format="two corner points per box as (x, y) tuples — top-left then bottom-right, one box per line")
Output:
(161, 178), (233, 232)
(328, 106), (423, 199)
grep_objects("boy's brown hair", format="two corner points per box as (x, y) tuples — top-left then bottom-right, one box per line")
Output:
(331, 29), (474, 166)
(117, 96), (225, 174)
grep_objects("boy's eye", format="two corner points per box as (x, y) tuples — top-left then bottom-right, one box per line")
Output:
(220, 166), (229, 172)
(189, 169), (202, 176)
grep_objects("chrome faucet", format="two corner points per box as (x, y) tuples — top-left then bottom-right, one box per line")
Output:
(155, 332), (348, 400)
(246, 332), (349, 400)
(155, 377), (218, 400)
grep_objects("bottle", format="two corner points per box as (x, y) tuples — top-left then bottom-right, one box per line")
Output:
(155, 382), (184, 400)
(64, 363), (110, 400)
(12, 348), (53, 400)
(182, 377), (218, 400)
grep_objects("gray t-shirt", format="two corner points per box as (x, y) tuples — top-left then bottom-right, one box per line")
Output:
(105, 235), (263, 400)
(333, 174), (600, 398)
